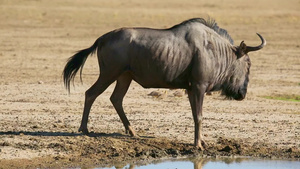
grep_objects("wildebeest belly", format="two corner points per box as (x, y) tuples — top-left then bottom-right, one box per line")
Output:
(128, 37), (192, 89)
(130, 69), (191, 89)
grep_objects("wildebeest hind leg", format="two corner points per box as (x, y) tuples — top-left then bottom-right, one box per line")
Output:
(110, 72), (136, 136)
(78, 76), (116, 135)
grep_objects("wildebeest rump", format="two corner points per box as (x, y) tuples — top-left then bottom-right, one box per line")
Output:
(63, 18), (266, 149)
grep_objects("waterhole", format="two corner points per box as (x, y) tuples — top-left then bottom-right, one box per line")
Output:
(97, 158), (300, 169)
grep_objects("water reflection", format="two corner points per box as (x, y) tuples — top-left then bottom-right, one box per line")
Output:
(118, 159), (206, 169)
(100, 158), (241, 169)
(99, 158), (300, 169)
(191, 158), (208, 169)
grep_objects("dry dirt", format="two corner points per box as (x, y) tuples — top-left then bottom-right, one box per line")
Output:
(0, 0), (299, 168)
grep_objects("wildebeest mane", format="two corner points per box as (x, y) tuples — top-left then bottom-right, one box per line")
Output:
(170, 18), (234, 45)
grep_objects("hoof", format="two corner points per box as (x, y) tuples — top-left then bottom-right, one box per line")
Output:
(201, 140), (208, 148)
(195, 139), (207, 151)
(126, 126), (136, 137)
(196, 144), (205, 151)
(129, 130), (136, 137)
(78, 127), (89, 135)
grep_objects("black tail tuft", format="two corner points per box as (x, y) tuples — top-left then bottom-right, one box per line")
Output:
(63, 39), (99, 92)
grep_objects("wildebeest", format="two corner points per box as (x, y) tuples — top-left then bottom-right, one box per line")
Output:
(63, 18), (266, 150)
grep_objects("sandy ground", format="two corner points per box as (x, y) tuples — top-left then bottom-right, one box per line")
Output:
(0, 0), (299, 168)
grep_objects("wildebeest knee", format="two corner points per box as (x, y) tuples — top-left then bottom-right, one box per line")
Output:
(85, 87), (104, 103)
(110, 95), (122, 106)
(85, 90), (96, 102)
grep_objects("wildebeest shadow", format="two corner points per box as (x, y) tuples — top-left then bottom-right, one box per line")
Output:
(0, 131), (155, 138)
(0, 131), (125, 137)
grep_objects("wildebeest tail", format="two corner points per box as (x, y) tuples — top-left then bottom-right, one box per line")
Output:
(63, 38), (99, 92)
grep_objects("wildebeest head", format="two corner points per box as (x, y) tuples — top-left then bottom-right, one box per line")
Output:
(222, 33), (266, 100)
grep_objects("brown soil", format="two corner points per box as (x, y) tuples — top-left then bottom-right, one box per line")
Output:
(0, 0), (299, 168)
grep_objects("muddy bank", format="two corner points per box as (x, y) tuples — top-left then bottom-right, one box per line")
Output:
(0, 134), (299, 168)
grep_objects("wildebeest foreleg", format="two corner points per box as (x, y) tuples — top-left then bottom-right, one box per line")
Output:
(110, 73), (136, 136)
(187, 84), (207, 150)
(78, 76), (116, 134)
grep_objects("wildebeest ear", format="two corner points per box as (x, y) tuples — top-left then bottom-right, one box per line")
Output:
(237, 41), (247, 58)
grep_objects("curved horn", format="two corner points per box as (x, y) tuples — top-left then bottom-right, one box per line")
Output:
(246, 33), (266, 53)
